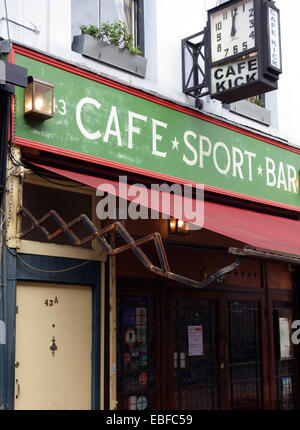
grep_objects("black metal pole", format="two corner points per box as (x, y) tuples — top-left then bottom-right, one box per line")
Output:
(0, 85), (13, 205)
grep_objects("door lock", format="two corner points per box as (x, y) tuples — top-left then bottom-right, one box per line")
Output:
(50, 336), (58, 356)
(220, 356), (226, 369)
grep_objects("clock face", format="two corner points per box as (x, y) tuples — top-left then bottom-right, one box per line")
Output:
(210, 0), (256, 64)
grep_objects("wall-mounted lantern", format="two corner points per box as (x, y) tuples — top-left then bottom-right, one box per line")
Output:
(24, 76), (54, 120)
(169, 218), (190, 235)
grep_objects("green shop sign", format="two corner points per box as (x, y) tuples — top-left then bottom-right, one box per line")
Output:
(14, 52), (300, 210)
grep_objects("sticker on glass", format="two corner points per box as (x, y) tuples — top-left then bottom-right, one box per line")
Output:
(136, 307), (147, 326)
(137, 395), (147, 410)
(188, 325), (203, 356)
(124, 328), (137, 346)
(128, 395), (137, 410)
(139, 372), (148, 385)
(124, 353), (131, 364)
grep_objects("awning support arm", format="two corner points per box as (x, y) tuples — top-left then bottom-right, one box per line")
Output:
(229, 247), (300, 265)
(20, 206), (242, 289)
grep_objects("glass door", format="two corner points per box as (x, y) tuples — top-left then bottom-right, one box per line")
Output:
(227, 300), (263, 409)
(172, 298), (218, 410)
(116, 295), (158, 410)
(272, 302), (298, 410)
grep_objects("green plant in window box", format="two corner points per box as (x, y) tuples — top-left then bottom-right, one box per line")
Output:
(80, 20), (141, 55)
(73, 20), (147, 77)
(247, 96), (265, 108)
(80, 24), (99, 39)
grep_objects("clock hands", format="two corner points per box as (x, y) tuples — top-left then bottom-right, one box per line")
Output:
(231, 9), (237, 38)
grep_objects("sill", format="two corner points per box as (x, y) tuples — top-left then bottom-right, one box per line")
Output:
(227, 99), (271, 126)
(71, 34), (147, 78)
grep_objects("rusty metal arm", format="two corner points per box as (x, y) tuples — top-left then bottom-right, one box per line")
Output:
(20, 207), (242, 289)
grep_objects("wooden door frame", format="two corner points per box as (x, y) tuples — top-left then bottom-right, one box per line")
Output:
(2, 248), (102, 410)
(222, 291), (269, 410)
(166, 288), (268, 410)
(117, 279), (164, 410)
(266, 289), (299, 410)
(116, 277), (300, 411)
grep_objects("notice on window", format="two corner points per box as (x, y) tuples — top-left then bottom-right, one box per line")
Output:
(279, 317), (293, 359)
(188, 325), (203, 356)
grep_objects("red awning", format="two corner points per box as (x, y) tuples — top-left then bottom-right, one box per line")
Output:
(31, 163), (300, 257)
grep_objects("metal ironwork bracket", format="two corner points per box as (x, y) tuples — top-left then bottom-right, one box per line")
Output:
(20, 207), (242, 289)
(182, 27), (210, 105)
(0, 17), (40, 34)
(229, 247), (300, 265)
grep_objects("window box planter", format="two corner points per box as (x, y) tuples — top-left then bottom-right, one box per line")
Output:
(72, 34), (147, 78)
(228, 99), (271, 126)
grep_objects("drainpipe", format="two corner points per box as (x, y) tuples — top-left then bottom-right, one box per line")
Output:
(0, 85), (13, 410)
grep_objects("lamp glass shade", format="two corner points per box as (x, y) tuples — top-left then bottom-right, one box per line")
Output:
(177, 220), (190, 234)
(169, 218), (177, 234)
(24, 79), (33, 113)
(24, 77), (54, 120)
(169, 218), (190, 234)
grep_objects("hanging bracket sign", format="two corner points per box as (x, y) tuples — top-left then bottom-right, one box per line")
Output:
(207, 0), (282, 103)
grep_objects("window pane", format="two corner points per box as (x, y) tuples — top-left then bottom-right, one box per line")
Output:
(22, 183), (93, 248)
(71, 0), (99, 37)
(100, 0), (134, 35)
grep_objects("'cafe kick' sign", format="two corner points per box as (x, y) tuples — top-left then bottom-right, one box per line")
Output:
(207, 0), (282, 103)
(211, 56), (259, 96)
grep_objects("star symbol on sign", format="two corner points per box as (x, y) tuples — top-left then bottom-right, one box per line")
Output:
(172, 137), (180, 151)
(257, 165), (263, 176)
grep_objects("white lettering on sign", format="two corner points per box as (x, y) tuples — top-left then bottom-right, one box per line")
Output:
(76, 97), (102, 140)
(199, 135), (212, 168)
(74, 97), (298, 196)
(103, 106), (123, 147)
(211, 56), (259, 94)
(213, 141), (231, 175)
(54, 98), (67, 116)
(266, 157), (297, 192)
(244, 151), (256, 182)
(152, 119), (168, 158)
(183, 131), (198, 166)
(128, 111), (148, 149)
(268, 7), (281, 70)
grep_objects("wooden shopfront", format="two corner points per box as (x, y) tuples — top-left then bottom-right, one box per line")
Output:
(4, 44), (300, 410)
(115, 220), (299, 410)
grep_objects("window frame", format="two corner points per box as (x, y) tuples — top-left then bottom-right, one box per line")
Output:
(19, 174), (106, 261)
(71, 0), (145, 56)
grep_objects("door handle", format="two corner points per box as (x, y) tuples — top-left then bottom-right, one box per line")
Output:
(220, 356), (226, 369)
(15, 378), (20, 399)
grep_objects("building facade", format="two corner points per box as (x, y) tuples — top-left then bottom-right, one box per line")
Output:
(0, 0), (300, 410)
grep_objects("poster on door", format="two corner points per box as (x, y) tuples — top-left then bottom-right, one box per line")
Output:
(188, 325), (203, 356)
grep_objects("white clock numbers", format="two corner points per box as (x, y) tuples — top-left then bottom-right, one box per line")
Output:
(210, 0), (256, 63)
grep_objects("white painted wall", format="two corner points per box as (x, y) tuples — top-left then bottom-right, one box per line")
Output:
(0, 0), (299, 146)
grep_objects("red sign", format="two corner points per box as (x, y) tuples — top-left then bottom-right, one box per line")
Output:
(139, 372), (148, 385)
(124, 328), (137, 346)
(124, 353), (131, 364)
